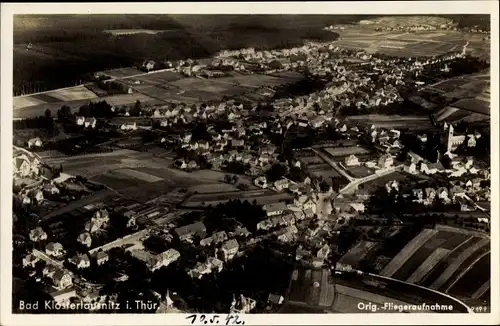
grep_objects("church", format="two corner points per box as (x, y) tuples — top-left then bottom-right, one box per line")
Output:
(442, 123), (478, 153)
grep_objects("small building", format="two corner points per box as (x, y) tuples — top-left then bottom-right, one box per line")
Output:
(77, 232), (92, 247)
(274, 179), (290, 192)
(50, 287), (77, 305)
(378, 154), (393, 169)
(263, 202), (288, 217)
(268, 294), (284, 305)
(344, 155), (360, 167)
(221, 239), (239, 261)
(29, 227), (47, 242)
(22, 254), (39, 268)
(174, 222), (207, 242)
(254, 176), (268, 189)
(43, 183), (60, 195)
(71, 254), (91, 269)
(45, 242), (65, 257)
(27, 137), (43, 149)
(95, 251), (109, 265)
(121, 122), (137, 131)
(51, 269), (73, 290)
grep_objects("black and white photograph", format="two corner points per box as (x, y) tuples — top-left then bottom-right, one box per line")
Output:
(1, 2), (498, 325)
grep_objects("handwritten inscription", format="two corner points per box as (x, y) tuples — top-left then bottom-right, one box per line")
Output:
(186, 314), (245, 325)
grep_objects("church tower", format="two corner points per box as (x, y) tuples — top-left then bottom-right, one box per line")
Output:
(446, 124), (455, 152)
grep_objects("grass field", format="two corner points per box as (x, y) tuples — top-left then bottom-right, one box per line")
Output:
(13, 96), (47, 110)
(345, 165), (374, 178)
(45, 85), (99, 102)
(380, 228), (438, 277)
(324, 146), (370, 157)
(114, 168), (164, 183)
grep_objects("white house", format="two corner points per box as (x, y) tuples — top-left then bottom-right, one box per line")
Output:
(263, 202), (288, 216)
(121, 122), (137, 131)
(274, 179), (290, 192)
(29, 227), (47, 242)
(77, 232), (92, 247)
(344, 155), (360, 166)
(45, 242), (65, 257)
(221, 239), (239, 262)
(27, 138), (43, 149)
(378, 154), (393, 169)
(71, 254), (91, 269)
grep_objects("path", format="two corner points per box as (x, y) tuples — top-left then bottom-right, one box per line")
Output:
(339, 165), (404, 195)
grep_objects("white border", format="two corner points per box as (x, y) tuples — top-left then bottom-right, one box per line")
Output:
(1, 2), (499, 325)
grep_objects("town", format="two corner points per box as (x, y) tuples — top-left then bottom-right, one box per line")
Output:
(12, 15), (491, 314)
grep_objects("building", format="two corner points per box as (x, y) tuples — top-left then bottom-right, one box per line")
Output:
(50, 287), (77, 305)
(43, 183), (60, 195)
(45, 242), (65, 257)
(77, 232), (92, 247)
(174, 222), (207, 241)
(221, 239), (239, 261)
(95, 251), (109, 265)
(71, 254), (91, 269)
(23, 254), (39, 268)
(274, 179), (290, 192)
(378, 154), (393, 169)
(150, 249), (181, 271)
(51, 269), (73, 290)
(263, 202), (288, 217)
(27, 137), (43, 148)
(29, 227), (47, 242)
(121, 122), (137, 131)
(344, 155), (360, 166)
(230, 294), (257, 314)
(254, 176), (268, 188)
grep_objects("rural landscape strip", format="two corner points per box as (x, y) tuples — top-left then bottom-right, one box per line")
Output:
(406, 248), (451, 284)
(380, 229), (438, 277)
(429, 238), (490, 290)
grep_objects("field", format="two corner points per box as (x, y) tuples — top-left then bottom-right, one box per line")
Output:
(104, 29), (166, 35)
(324, 146), (370, 157)
(380, 228), (438, 277)
(345, 165), (374, 178)
(406, 248), (451, 284)
(45, 85), (99, 102)
(339, 241), (378, 267)
(346, 115), (434, 129)
(113, 168), (164, 183)
(449, 253), (490, 300)
(14, 14), (342, 95)
(99, 67), (144, 79)
(182, 189), (293, 207)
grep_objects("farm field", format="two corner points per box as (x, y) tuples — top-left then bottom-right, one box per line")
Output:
(380, 228), (438, 277)
(98, 67), (144, 78)
(358, 171), (408, 193)
(345, 165), (374, 178)
(449, 253), (490, 299)
(45, 85), (99, 102)
(429, 237), (490, 290)
(182, 190), (293, 208)
(346, 115), (434, 129)
(406, 248), (451, 284)
(339, 241), (378, 268)
(128, 71), (184, 85)
(391, 231), (468, 281)
(324, 146), (370, 157)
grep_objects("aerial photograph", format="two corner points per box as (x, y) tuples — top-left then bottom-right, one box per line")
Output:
(11, 14), (491, 315)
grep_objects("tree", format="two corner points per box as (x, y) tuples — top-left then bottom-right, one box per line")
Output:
(44, 109), (52, 119)
(57, 105), (73, 121)
(78, 104), (91, 117)
(224, 174), (233, 184)
(265, 163), (288, 182)
(130, 100), (142, 116)
(232, 175), (239, 184)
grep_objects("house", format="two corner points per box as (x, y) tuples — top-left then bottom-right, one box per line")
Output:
(175, 222), (207, 241)
(92, 209), (110, 228)
(13, 156), (32, 177)
(29, 227), (47, 242)
(121, 122), (137, 131)
(344, 155), (360, 166)
(150, 249), (181, 271)
(29, 189), (44, 203)
(198, 140), (210, 150)
(294, 195), (316, 212)
(122, 211), (137, 228)
(268, 294), (284, 305)
(405, 162), (418, 174)
(317, 244), (331, 259)
(420, 161), (444, 175)
(71, 254), (91, 269)
(274, 179), (290, 192)
(221, 239), (239, 261)
(22, 254), (39, 268)
(437, 187), (450, 202)
(231, 139), (245, 148)
(51, 269), (73, 290)
(412, 189), (424, 200)
(77, 232), (92, 247)
(45, 242), (64, 257)
(27, 137), (43, 148)
(207, 256), (224, 273)
(263, 202), (288, 216)
(95, 251), (109, 265)
(143, 60), (156, 71)
(174, 159), (188, 170)
(230, 226), (252, 238)
(76, 116), (86, 126)
(230, 294), (256, 314)
(84, 117), (97, 128)
(187, 160), (198, 170)
(378, 154), (393, 169)
(43, 183), (60, 195)
(189, 262), (212, 279)
(50, 287), (77, 305)
(276, 225), (298, 242)
(85, 221), (100, 233)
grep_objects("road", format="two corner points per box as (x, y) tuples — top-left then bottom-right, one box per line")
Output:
(88, 229), (150, 255)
